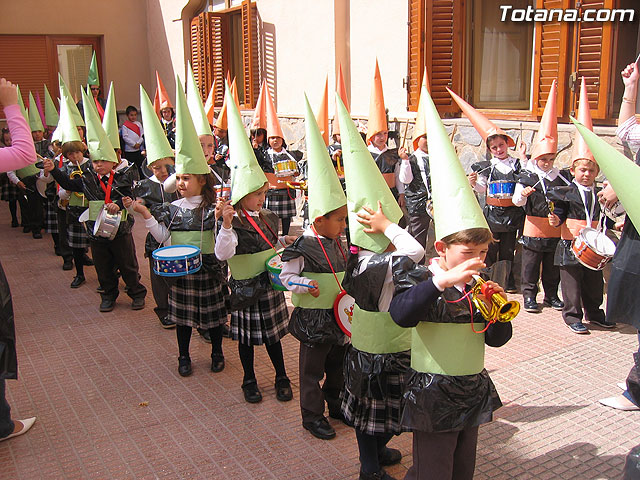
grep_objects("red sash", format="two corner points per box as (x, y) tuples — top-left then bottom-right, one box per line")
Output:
(95, 97), (105, 120)
(97, 171), (115, 204)
(123, 120), (140, 137)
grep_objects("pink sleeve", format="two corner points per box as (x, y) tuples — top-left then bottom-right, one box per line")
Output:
(0, 104), (37, 173)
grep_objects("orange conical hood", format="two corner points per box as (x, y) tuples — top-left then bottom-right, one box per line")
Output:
(412, 68), (429, 151)
(332, 64), (350, 136)
(251, 79), (268, 130)
(315, 76), (329, 146)
(231, 78), (241, 110)
(530, 79), (558, 160)
(571, 77), (595, 164)
(214, 87), (228, 130)
(153, 88), (161, 118)
(155, 71), (173, 110)
(366, 59), (387, 144)
(265, 79), (284, 139)
(204, 81), (216, 126)
(447, 88), (515, 147)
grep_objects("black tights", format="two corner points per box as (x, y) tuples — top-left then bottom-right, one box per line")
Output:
(237, 341), (287, 383)
(72, 247), (85, 277)
(176, 325), (223, 358)
(355, 429), (394, 474)
(281, 217), (291, 236)
(8, 200), (17, 222)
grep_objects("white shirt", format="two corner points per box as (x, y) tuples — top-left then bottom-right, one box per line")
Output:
(368, 144), (405, 194)
(398, 149), (429, 193)
(355, 223), (424, 312)
(143, 196), (202, 245)
(474, 155), (519, 194)
(120, 121), (144, 152)
(616, 115), (640, 149)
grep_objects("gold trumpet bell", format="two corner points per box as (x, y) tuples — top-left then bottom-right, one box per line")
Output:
(471, 276), (520, 323)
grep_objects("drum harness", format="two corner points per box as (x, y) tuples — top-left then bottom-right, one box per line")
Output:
(309, 225), (348, 296)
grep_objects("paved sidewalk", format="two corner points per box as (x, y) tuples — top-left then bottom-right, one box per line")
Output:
(0, 212), (637, 479)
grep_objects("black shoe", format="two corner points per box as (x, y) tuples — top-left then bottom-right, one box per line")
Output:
(159, 316), (176, 329)
(211, 354), (225, 373)
(131, 297), (145, 310)
(359, 469), (397, 480)
(505, 284), (518, 294)
(54, 246), (62, 256)
(524, 298), (540, 313)
(83, 255), (94, 266)
(302, 417), (336, 440)
(589, 318), (617, 329)
(99, 298), (116, 312)
(70, 275), (85, 288)
(567, 322), (589, 334)
(242, 379), (262, 403)
(378, 447), (402, 467)
(178, 356), (192, 377)
(197, 328), (211, 343)
(96, 285), (105, 294)
(543, 297), (564, 310)
(32, 231), (42, 239)
(275, 376), (293, 402)
(11, 219), (18, 228)
(22, 226), (30, 233)
(62, 260), (73, 271)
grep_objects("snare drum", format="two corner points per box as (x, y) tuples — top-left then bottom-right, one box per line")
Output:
(93, 207), (122, 240)
(273, 159), (299, 178)
(152, 245), (202, 277)
(571, 227), (616, 271)
(215, 183), (231, 201)
(486, 180), (516, 207)
(266, 253), (288, 291)
(333, 290), (355, 337)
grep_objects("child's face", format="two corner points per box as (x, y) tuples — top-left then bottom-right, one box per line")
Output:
(51, 143), (62, 156)
(313, 205), (348, 240)
(127, 110), (138, 122)
(436, 241), (490, 271)
(417, 135), (428, 153)
(535, 153), (555, 172)
(176, 173), (205, 198)
(488, 137), (509, 160)
(251, 131), (265, 147)
(161, 108), (173, 121)
(213, 127), (227, 139)
(66, 151), (83, 164)
(199, 134), (215, 162)
(571, 161), (598, 187)
(334, 133), (341, 144)
(150, 160), (173, 182)
(268, 136), (283, 151)
(77, 126), (85, 141)
(240, 183), (269, 212)
(371, 131), (389, 150)
(92, 160), (115, 176)
(32, 130), (44, 142)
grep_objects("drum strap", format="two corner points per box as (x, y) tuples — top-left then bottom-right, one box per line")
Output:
(241, 209), (285, 257)
(310, 225), (347, 293)
(96, 171), (115, 203)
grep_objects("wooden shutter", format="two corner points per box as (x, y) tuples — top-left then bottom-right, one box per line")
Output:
(407, 0), (425, 111)
(531, 0), (570, 117)
(568, 0), (614, 119)
(425, 0), (464, 114)
(241, 0), (261, 108)
(191, 12), (227, 107)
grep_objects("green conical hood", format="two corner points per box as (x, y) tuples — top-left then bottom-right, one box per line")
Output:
(337, 95), (403, 253)
(82, 85), (99, 117)
(304, 94), (346, 220)
(140, 85), (174, 164)
(186, 62), (212, 136)
(43, 85), (59, 127)
(58, 73), (85, 126)
(572, 117), (640, 232)
(15, 85), (29, 122)
(27, 92), (44, 132)
(88, 51), (99, 86)
(52, 94), (82, 144)
(423, 83), (488, 240)
(102, 82), (119, 149)
(174, 76), (210, 175)
(82, 87), (117, 163)
(227, 81), (268, 205)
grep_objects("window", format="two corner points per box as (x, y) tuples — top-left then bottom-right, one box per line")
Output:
(190, 0), (262, 109)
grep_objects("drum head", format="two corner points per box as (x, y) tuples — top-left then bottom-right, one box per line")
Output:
(267, 252), (283, 270)
(153, 245), (200, 259)
(582, 228), (616, 256)
(93, 208), (106, 236)
(333, 290), (354, 337)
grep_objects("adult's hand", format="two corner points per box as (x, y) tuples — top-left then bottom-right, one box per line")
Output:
(0, 78), (18, 107)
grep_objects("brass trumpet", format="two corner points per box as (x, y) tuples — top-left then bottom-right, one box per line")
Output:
(69, 168), (86, 200)
(470, 276), (520, 323)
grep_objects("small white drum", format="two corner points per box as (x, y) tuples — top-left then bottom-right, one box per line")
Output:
(571, 227), (616, 271)
(266, 253), (287, 291)
(152, 245), (202, 277)
(215, 183), (231, 201)
(273, 159), (299, 178)
(333, 290), (355, 337)
(93, 207), (122, 240)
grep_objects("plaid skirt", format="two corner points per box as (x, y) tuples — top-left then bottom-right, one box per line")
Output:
(265, 188), (296, 219)
(67, 221), (89, 249)
(340, 347), (411, 435)
(0, 174), (19, 201)
(44, 198), (58, 234)
(231, 287), (288, 346)
(168, 267), (227, 329)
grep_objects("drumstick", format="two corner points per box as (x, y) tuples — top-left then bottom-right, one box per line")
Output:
(288, 281), (317, 289)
